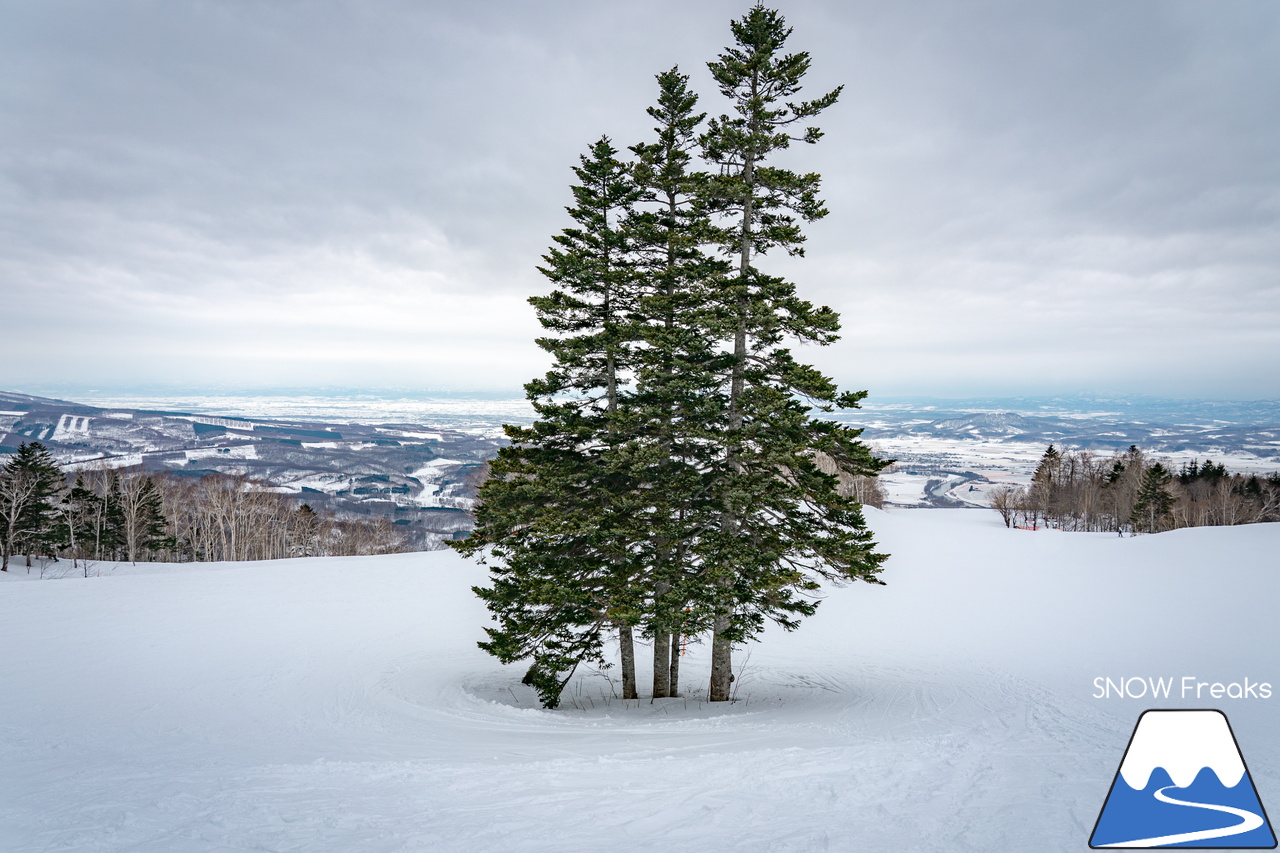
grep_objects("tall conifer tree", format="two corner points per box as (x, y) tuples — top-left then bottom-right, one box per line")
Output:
(627, 67), (729, 698)
(1132, 463), (1176, 533)
(456, 137), (647, 707)
(454, 6), (887, 708)
(698, 5), (886, 701)
(0, 442), (64, 571)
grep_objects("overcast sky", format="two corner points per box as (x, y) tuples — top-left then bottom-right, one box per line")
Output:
(2, 0), (1278, 400)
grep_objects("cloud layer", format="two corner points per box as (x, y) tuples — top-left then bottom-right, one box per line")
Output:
(3, 0), (1277, 398)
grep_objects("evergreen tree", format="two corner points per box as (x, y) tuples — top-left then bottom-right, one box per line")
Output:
(454, 5), (887, 708)
(455, 136), (647, 707)
(1132, 463), (1176, 533)
(103, 473), (128, 560)
(697, 4), (885, 701)
(628, 66), (728, 698)
(293, 504), (322, 557)
(0, 442), (65, 571)
(56, 475), (101, 569)
(1029, 445), (1063, 527)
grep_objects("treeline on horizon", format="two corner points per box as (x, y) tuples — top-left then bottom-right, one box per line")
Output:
(990, 445), (1280, 533)
(0, 441), (411, 573)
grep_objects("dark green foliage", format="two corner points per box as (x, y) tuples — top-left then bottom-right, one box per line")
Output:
(1028, 445), (1063, 524)
(456, 5), (887, 708)
(1132, 463), (1176, 533)
(697, 3), (882, 701)
(457, 136), (648, 707)
(1178, 458), (1228, 485)
(531, 135), (642, 410)
(628, 67), (731, 697)
(294, 504), (321, 557)
(0, 442), (65, 571)
(461, 434), (660, 707)
(701, 5), (843, 263)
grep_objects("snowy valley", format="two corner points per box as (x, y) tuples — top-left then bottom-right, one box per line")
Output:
(7, 390), (1278, 520)
(0, 391), (501, 548)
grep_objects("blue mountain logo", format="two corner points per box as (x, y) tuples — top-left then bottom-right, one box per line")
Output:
(1091, 709), (1277, 848)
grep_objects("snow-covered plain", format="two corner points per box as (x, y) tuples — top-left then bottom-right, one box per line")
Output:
(3, 509), (1279, 851)
(47, 394), (538, 438)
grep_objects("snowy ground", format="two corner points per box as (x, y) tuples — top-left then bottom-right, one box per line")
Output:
(3, 509), (1279, 851)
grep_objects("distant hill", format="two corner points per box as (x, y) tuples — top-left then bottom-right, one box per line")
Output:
(847, 400), (1280, 460)
(861, 393), (1280, 426)
(6, 390), (1278, 516)
(0, 391), (505, 548)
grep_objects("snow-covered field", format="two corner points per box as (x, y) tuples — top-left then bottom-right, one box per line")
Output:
(47, 394), (538, 437)
(3, 509), (1279, 851)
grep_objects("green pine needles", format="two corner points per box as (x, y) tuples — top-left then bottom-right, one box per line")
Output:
(451, 4), (889, 708)
(0, 441), (64, 572)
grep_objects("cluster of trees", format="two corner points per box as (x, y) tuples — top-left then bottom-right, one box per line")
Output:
(453, 6), (887, 708)
(990, 445), (1280, 534)
(152, 472), (407, 562)
(0, 442), (66, 572)
(0, 441), (409, 573)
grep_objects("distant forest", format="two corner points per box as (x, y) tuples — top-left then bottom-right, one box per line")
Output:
(990, 445), (1280, 533)
(0, 442), (411, 573)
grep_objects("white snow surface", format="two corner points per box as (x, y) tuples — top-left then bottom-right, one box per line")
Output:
(1119, 710), (1246, 790)
(3, 509), (1280, 851)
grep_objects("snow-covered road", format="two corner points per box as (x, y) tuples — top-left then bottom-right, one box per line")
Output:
(3, 509), (1278, 851)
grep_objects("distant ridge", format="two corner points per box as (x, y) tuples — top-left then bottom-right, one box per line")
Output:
(0, 389), (499, 549)
(865, 394), (1280, 427)
(0, 390), (86, 410)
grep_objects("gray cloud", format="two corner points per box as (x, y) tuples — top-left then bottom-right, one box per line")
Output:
(2, 0), (1277, 398)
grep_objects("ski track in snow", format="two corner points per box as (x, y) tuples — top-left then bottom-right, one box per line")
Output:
(3, 510), (1278, 851)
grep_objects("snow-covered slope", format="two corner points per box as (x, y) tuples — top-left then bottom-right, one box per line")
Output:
(3, 510), (1278, 852)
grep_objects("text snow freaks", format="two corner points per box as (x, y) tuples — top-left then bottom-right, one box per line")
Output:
(1093, 676), (1273, 700)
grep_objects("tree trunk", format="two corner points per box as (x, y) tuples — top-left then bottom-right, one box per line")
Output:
(709, 93), (755, 705)
(647, 187), (682, 705)
(619, 622), (638, 700)
(652, 628), (671, 698)
(668, 632), (680, 696)
(709, 616), (733, 701)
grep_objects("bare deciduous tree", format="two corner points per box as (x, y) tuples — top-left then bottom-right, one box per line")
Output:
(992, 446), (1279, 535)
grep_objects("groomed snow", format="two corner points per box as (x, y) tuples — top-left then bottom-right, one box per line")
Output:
(3, 509), (1279, 851)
